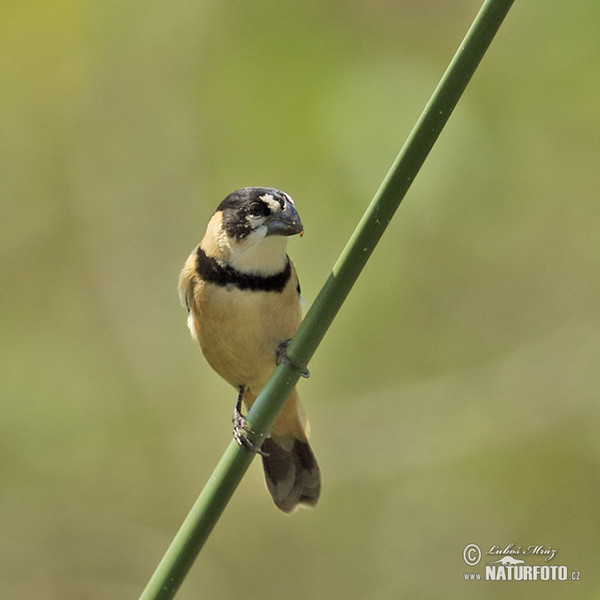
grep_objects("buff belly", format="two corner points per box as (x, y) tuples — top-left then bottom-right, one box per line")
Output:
(190, 279), (302, 395)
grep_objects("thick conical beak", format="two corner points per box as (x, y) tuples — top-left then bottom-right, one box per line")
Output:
(265, 200), (304, 237)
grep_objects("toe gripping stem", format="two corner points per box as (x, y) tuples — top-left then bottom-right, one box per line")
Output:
(276, 339), (310, 379)
(232, 387), (268, 456)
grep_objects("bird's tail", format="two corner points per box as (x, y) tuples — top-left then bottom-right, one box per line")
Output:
(261, 434), (320, 513)
(242, 386), (320, 512)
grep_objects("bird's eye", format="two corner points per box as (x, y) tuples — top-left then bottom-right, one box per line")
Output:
(248, 201), (267, 216)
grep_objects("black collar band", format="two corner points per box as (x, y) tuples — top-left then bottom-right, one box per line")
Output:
(196, 247), (291, 293)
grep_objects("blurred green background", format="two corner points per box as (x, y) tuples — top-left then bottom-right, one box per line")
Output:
(2, 0), (599, 598)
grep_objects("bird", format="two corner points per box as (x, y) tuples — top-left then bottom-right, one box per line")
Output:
(178, 187), (320, 513)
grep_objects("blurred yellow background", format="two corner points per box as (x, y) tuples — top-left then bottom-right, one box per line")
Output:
(2, 1), (599, 598)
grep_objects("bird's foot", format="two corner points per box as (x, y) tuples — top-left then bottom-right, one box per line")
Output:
(232, 389), (268, 456)
(276, 339), (310, 378)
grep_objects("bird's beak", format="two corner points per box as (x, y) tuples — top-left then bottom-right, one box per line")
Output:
(265, 201), (304, 237)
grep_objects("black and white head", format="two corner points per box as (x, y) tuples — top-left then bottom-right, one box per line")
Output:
(208, 187), (303, 274)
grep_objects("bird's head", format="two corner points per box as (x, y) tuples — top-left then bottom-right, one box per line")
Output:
(218, 187), (303, 240)
(203, 187), (303, 274)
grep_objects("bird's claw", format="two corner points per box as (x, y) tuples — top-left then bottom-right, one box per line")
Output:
(276, 339), (310, 378)
(232, 390), (268, 456)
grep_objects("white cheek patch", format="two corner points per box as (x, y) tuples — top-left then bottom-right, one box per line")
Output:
(246, 214), (268, 231)
(259, 193), (282, 213)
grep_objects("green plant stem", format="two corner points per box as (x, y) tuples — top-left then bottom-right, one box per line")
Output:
(139, 1), (515, 598)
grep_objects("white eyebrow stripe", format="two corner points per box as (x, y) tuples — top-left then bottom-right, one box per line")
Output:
(259, 193), (282, 212)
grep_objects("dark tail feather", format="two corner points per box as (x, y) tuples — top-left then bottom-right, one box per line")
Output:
(261, 437), (320, 513)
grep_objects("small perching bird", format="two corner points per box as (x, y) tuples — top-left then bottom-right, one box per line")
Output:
(179, 187), (320, 513)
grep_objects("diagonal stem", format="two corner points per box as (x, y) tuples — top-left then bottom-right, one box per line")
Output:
(139, 1), (515, 598)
